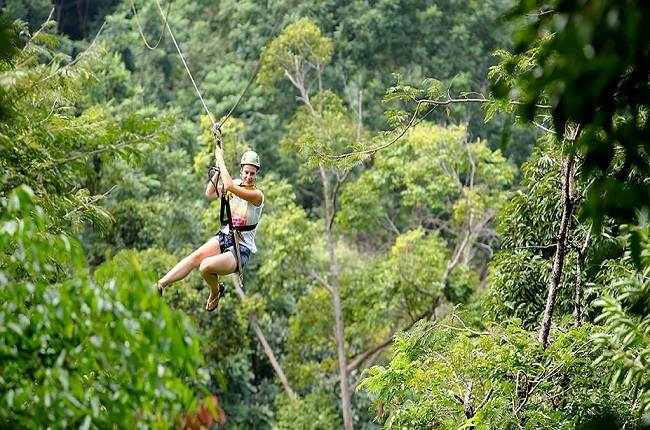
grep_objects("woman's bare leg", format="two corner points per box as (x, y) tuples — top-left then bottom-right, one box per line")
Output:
(158, 239), (221, 289)
(200, 252), (237, 309)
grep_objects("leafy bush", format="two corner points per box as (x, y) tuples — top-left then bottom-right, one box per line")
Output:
(360, 315), (641, 429)
(0, 186), (213, 428)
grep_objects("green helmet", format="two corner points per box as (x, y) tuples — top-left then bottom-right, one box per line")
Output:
(240, 150), (260, 168)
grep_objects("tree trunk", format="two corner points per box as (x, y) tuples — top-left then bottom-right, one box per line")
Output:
(329, 227), (353, 430)
(321, 165), (354, 430)
(539, 153), (575, 347)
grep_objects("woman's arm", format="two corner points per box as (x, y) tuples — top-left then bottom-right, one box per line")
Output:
(214, 146), (234, 190)
(205, 170), (222, 198)
(215, 147), (263, 206)
(229, 183), (263, 206)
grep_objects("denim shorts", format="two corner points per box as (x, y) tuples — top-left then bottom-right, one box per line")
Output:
(214, 231), (250, 270)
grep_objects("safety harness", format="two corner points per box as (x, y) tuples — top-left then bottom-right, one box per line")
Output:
(208, 125), (257, 285)
(220, 184), (257, 278)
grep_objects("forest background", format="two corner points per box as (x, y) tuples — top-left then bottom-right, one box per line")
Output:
(2, 0), (650, 429)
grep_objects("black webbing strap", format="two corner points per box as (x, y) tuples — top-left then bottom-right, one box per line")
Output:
(233, 232), (244, 282)
(208, 166), (220, 195)
(215, 179), (258, 283)
(220, 191), (245, 281)
(219, 192), (230, 227)
(219, 186), (258, 232)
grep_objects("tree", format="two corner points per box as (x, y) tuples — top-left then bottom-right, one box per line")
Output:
(484, 130), (637, 347)
(332, 121), (515, 358)
(258, 17), (361, 429)
(492, 0), (650, 231)
(350, 0), (650, 426)
(290, 0), (517, 140)
(1, 0), (55, 35)
(340, 121), (514, 268)
(593, 223), (650, 413)
(487, 0), (650, 355)
(0, 186), (216, 428)
(360, 315), (640, 429)
(355, 120), (645, 427)
(0, 17), (172, 234)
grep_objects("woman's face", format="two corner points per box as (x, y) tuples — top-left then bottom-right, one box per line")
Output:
(240, 164), (258, 186)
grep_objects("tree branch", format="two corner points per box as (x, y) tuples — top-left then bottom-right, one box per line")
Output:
(47, 138), (151, 168)
(476, 387), (494, 410)
(346, 336), (393, 373)
(230, 275), (295, 399)
(63, 185), (117, 218)
(327, 168), (350, 231)
(346, 306), (435, 374)
(37, 21), (107, 86)
(309, 269), (333, 294)
(329, 97), (484, 160)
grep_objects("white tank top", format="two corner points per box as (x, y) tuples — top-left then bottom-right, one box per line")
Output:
(223, 179), (264, 253)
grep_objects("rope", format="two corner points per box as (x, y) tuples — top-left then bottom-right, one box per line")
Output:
(219, 1), (289, 127)
(148, 0), (290, 130)
(153, 0), (216, 126)
(130, 0), (172, 50)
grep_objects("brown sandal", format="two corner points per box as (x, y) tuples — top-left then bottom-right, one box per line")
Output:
(206, 283), (225, 312)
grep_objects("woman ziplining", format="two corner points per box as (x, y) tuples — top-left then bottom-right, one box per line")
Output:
(132, 0), (275, 309)
(130, 0), (296, 398)
(156, 141), (264, 311)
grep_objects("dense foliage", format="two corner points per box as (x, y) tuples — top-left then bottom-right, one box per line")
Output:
(492, 0), (650, 230)
(0, 14), (218, 429)
(361, 317), (639, 429)
(1, 187), (210, 428)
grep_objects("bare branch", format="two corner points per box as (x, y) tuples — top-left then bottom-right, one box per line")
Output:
(309, 269), (333, 294)
(513, 370), (529, 416)
(325, 95), (557, 162)
(37, 21), (108, 85)
(328, 100), (439, 160)
(476, 387), (494, 410)
(382, 213), (401, 236)
(463, 381), (474, 418)
(533, 121), (555, 134)
(327, 168), (351, 231)
(347, 306), (435, 374)
(347, 336), (393, 373)
(64, 185), (117, 218)
(30, 8), (56, 43)
(230, 275), (295, 399)
(47, 138), (149, 168)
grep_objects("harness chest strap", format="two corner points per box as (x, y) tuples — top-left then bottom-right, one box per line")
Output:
(220, 184), (259, 282)
(219, 183), (259, 230)
(233, 223), (257, 232)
